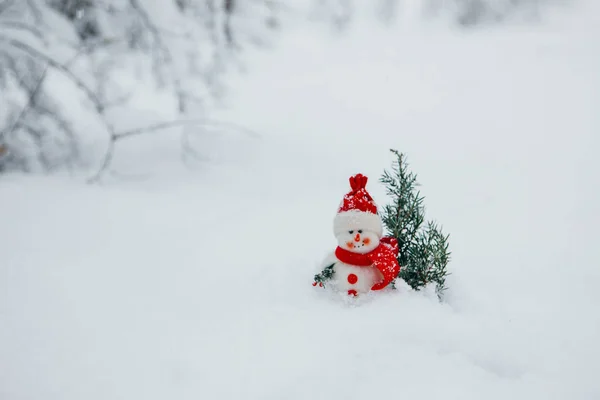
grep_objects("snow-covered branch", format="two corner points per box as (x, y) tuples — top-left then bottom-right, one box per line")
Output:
(0, 0), (271, 175)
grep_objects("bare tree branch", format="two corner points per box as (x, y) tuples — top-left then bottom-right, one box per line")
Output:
(87, 120), (208, 184)
(114, 119), (259, 144)
(0, 20), (46, 41)
(87, 119), (260, 183)
(2, 36), (105, 112)
(86, 136), (116, 184)
(114, 120), (208, 140)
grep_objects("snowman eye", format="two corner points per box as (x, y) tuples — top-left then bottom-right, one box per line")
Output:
(349, 230), (354, 234)
(358, 230), (363, 234)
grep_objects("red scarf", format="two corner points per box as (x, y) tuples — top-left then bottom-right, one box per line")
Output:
(334, 237), (401, 290)
(335, 246), (373, 266)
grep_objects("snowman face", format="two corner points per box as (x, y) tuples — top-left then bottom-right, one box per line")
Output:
(337, 229), (380, 254)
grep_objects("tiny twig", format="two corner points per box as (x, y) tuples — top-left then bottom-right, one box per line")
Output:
(1, 62), (49, 142)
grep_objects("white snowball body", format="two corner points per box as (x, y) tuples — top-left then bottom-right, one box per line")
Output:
(322, 229), (384, 295)
(331, 261), (383, 294)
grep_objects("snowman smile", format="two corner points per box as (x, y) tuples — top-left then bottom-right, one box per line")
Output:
(347, 242), (367, 249)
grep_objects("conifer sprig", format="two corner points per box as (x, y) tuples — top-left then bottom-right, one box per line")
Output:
(380, 149), (451, 299)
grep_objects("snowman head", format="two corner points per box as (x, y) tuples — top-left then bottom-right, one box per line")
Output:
(333, 174), (383, 253)
(336, 227), (380, 254)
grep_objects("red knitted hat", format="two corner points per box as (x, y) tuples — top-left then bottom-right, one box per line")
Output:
(333, 173), (383, 238)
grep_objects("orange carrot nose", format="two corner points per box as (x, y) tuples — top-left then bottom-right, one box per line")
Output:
(354, 233), (361, 242)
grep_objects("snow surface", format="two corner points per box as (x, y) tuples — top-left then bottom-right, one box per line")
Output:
(2, 2), (600, 399)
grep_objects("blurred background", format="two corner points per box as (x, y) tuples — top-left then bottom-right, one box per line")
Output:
(0, 0), (587, 177)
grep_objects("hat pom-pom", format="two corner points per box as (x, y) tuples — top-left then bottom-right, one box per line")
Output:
(349, 173), (368, 192)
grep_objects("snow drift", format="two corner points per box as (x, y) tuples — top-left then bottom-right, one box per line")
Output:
(1, 1), (599, 399)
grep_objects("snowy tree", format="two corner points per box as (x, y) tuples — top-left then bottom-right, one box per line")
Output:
(0, 0), (281, 178)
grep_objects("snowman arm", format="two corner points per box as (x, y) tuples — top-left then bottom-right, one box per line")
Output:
(313, 251), (338, 287)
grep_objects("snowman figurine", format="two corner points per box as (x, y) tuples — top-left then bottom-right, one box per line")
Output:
(313, 173), (401, 296)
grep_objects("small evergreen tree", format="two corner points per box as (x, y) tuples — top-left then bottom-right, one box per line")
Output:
(380, 149), (450, 299)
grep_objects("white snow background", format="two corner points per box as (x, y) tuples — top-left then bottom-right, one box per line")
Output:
(2, 1), (600, 399)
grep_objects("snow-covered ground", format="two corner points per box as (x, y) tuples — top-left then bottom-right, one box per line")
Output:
(2, 2), (599, 399)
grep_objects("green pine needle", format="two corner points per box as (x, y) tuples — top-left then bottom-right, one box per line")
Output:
(314, 264), (335, 287)
(379, 149), (451, 300)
